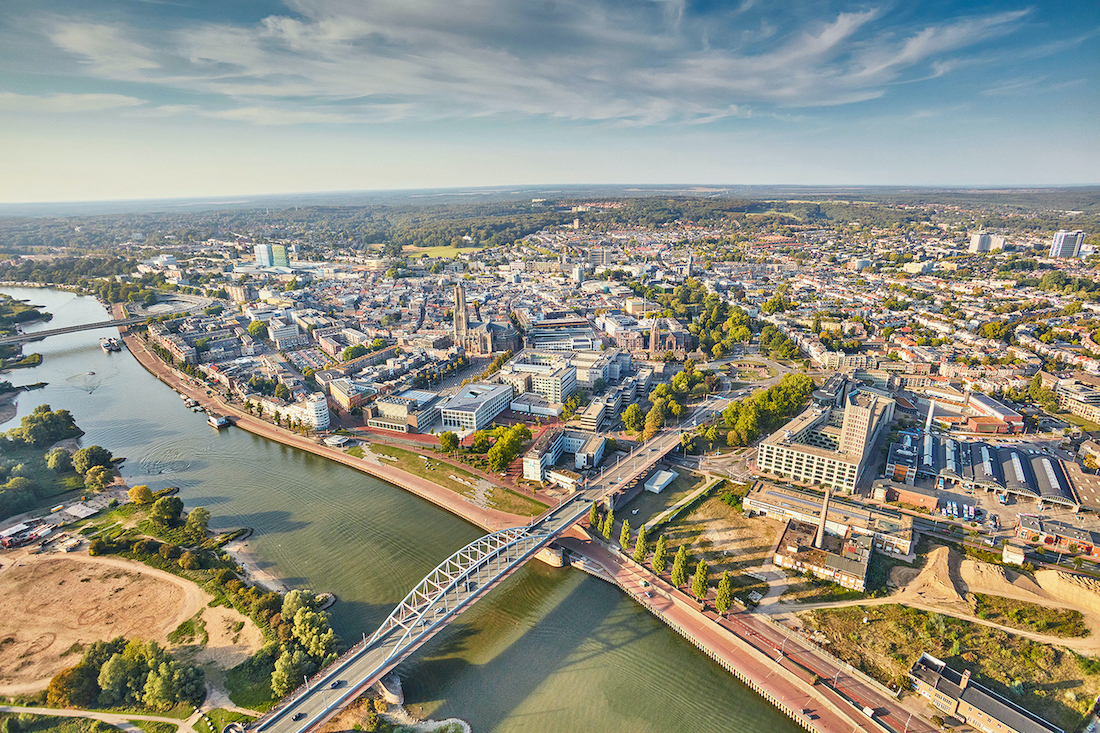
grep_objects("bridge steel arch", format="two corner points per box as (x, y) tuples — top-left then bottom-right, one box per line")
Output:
(251, 524), (557, 733)
(366, 525), (554, 660)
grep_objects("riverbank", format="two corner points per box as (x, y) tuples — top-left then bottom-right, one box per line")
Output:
(121, 331), (532, 535)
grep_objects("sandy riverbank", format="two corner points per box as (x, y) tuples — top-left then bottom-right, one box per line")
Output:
(0, 392), (15, 425)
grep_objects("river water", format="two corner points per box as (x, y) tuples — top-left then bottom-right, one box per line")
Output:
(1, 286), (798, 733)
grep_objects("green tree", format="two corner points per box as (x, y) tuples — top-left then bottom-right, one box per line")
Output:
(602, 509), (614, 541)
(704, 425), (719, 448)
(439, 431), (459, 454)
(184, 507), (211, 542)
(149, 496), (184, 526)
(471, 430), (492, 453)
(88, 538), (107, 556)
(715, 571), (732, 616)
(73, 445), (113, 475)
(619, 519), (631, 549)
(632, 524), (648, 562)
(691, 559), (709, 602)
(670, 545), (689, 587)
(622, 403), (644, 433)
(84, 465), (113, 491)
(247, 320), (268, 340)
(178, 551), (202, 570)
(270, 648), (314, 697)
(274, 383), (290, 401)
(590, 501), (600, 527)
(342, 344), (369, 361)
(46, 447), (73, 473)
(128, 485), (153, 505)
(652, 535), (669, 574)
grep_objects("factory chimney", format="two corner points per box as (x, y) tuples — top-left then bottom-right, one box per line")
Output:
(815, 487), (831, 550)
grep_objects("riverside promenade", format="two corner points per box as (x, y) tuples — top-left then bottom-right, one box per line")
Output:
(120, 329), (529, 533)
(560, 529), (939, 733)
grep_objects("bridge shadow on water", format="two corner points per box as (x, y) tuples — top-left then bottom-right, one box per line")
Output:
(397, 567), (661, 725)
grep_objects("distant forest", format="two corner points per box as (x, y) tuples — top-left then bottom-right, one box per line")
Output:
(1, 187), (1097, 257)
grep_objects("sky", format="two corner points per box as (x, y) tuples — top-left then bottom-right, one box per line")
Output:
(1, 0), (1098, 203)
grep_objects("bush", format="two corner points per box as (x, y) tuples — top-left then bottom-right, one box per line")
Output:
(179, 551), (202, 570)
(88, 538), (107, 556)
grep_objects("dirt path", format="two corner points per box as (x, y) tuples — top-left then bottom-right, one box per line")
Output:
(771, 544), (1100, 655)
(0, 705), (186, 733)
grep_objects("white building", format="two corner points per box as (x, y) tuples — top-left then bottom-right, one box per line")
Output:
(1049, 229), (1085, 259)
(280, 392), (330, 430)
(440, 382), (513, 432)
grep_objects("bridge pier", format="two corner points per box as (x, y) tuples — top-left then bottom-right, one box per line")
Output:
(535, 544), (565, 567)
(377, 672), (403, 705)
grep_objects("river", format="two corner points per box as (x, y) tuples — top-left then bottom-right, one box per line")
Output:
(1, 286), (798, 733)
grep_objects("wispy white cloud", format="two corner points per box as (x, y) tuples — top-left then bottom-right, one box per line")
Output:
(0, 91), (145, 113)
(31, 1), (1038, 125)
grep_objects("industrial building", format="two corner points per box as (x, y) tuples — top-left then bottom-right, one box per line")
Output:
(910, 653), (1062, 733)
(883, 433), (1079, 509)
(745, 484), (914, 555)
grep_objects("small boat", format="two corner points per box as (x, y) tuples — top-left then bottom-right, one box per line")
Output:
(99, 337), (122, 353)
(191, 405), (204, 413)
(208, 414), (231, 429)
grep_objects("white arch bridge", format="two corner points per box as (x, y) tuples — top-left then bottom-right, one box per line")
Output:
(251, 499), (590, 733)
(249, 416), (700, 733)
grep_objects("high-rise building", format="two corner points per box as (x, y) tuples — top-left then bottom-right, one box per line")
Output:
(587, 248), (614, 269)
(453, 284), (469, 336)
(254, 244), (273, 267)
(969, 232), (992, 253)
(1049, 230), (1085, 259)
(571, 265), (585, 284)
(271, 244), (290, 268)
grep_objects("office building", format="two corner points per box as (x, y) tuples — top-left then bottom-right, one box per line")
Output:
(440, 382), (513, 431)
(499, 351), (577, 405)
(969, 232), (992, 253)
(254, 244), (273, 267)
(367, 390), (442, 433)
(588, 248), (614, 269)
(271, 244), (290, 268)
(523, 428), (606, 484)
(1048, 230), (1084, 259)
(756, 390), (895, 492)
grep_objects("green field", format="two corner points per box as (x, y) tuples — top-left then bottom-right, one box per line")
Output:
(367, 444), (545, 517)
(401, 244), (485, 258)
(0, 714), (122, 733)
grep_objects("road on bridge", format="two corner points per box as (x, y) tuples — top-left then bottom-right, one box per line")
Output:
(255, 392), (737, 733)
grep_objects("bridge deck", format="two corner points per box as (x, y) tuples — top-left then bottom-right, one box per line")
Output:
(249, 396), (728, 733)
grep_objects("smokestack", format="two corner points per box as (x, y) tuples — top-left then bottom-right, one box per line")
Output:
(925, 400), (936, 433)
(815, 487), (831, 550)
(960, 670), (971, 691)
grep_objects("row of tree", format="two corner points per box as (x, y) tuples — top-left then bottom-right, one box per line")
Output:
(590, 503), (735, 615)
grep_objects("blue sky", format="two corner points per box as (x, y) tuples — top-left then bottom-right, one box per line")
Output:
(2, 0), (1097, 202)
